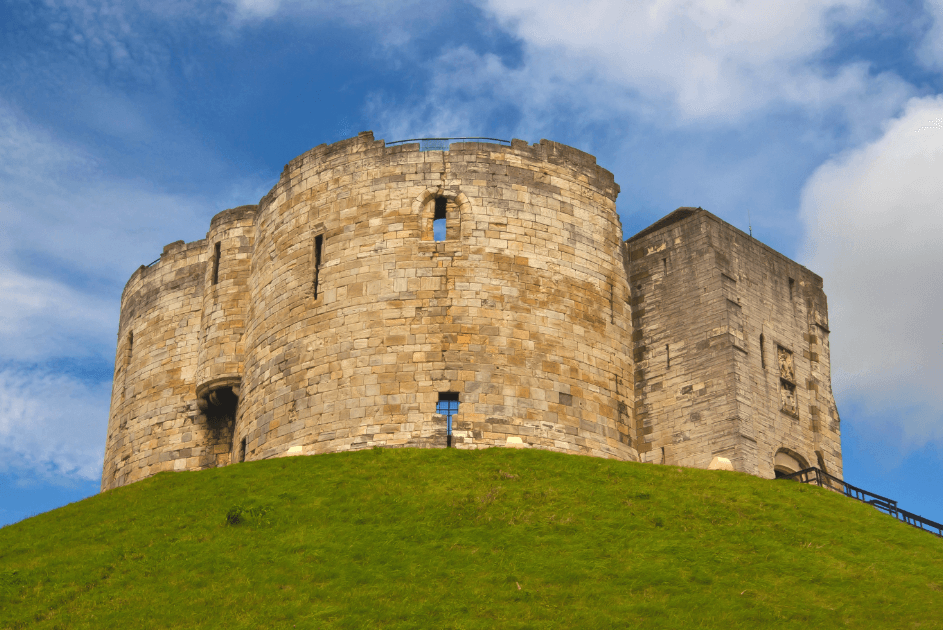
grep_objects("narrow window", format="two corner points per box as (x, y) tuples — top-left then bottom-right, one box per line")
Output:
(788, 277), (795, 300)
(122, 331), (133, 401)
(662, 258), (668, 274)
(313, 234), (323, 299)
(437, 391), (460, 447)
(759, 334), (765, 369)
(433, 197), (448, 242)
(666, 344), (670, 368)
(212, 241), (221, 285)
(239, 437), (247, 463)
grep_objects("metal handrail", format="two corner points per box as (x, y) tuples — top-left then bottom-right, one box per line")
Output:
(386, 136), (511, 146)
(780, 467), (943, 538)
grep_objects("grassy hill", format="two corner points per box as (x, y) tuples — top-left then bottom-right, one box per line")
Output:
(1, 447), (941, 629)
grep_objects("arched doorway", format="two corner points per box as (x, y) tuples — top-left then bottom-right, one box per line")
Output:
(773, 448), (808, 478)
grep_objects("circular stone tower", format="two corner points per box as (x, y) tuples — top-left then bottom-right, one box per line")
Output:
(102, 133), (638, 490)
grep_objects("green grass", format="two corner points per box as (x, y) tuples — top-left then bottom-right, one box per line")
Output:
(2, 448), (941, 629)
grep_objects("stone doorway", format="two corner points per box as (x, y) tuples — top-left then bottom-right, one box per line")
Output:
(199, 385), (238, 468)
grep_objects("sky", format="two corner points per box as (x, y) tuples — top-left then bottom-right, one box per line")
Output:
(0, 0), (941, 529)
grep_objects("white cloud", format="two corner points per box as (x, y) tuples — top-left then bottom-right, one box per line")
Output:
(366, 0), (915, 162)
(800, 94), (943, 451)
(473, 0), (904, 122)
(0, 99), (244, 291)
(0, 368), (110, 482)
(0, 267), (116, 363)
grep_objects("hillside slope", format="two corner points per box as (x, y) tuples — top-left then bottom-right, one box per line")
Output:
(1, 448), (940, 629)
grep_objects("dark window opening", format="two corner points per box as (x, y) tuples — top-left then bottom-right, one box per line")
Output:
(126, 331), (133, 366)
(437, 391), (460, 447)
(313, 234), (323, 299)
(433, 197), (448, 242)
(666, 344), (670, 368)
(212, 242), (221, 285)
(788, 277), (795, 300)
(239, 437), (247, 463)
(662, 258), (667, 274)
(760, 334), (765, 369)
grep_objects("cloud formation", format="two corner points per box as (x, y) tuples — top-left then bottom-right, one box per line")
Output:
(0, 99), (227, 479)
(474, 0), (908, 122)
(0, 367), (110, 482)
(801, 95), (943, 452)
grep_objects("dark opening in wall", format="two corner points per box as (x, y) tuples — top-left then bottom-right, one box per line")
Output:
(663, 258), (668, 274)
(666, 344), (670, 368)
(122, 331), (133, 401)
(201, 386), (238, 467)
(788, 277), (795, 300)
(760, 334), (765, 369)
(437, 391), (460, 447)
(313, 234), (323, 299)
(239, 437), (247, 463)
(433, 197), (447, 242)
(212, 242), (221, 285)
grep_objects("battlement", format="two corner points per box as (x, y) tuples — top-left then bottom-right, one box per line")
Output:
(103, 133), (841, 491)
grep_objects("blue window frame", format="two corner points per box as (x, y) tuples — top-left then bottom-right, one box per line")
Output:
(437, 393), (460, 435)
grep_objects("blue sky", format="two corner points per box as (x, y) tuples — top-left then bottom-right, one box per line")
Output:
(1, 0), (942, 529)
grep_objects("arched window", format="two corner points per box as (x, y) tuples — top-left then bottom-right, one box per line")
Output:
(414, 189), (467, 243)
(773, 449), (808, 478)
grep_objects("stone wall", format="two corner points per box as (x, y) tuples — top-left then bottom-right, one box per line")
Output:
(625, 208), (842, 479)
(238, 133), (636, 464)
(103, 239), (207, 488)
(102, 132), (639, 491)
(102, 133), (842, 491)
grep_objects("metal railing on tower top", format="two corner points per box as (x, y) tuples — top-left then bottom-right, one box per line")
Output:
(386, 137), (512, 151)
(779, 467), (943, 538)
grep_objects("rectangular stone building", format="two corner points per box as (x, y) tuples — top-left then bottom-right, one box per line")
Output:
(625, 208), (841, 479)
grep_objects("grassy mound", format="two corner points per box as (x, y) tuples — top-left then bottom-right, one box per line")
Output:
(1, 447), (941, 629)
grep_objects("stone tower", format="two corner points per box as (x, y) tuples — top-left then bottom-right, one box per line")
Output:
(101, 132), (841, 491)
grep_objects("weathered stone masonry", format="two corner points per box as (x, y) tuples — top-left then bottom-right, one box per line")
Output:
(101, 132), (842, 491)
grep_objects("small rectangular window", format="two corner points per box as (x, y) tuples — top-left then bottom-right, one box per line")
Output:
(126, 331), (133, 366)
(313, 234), (323, 299)
(788, 277), (795, 300)
(212, 242), (221, 285)
(437, 391), (460, 446)
(239, 437), (247, 463)
(760, 334), (765, 369)
(666, 344), (670, 368)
